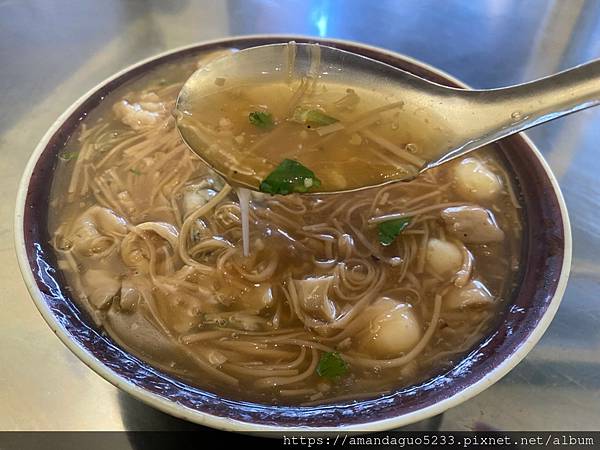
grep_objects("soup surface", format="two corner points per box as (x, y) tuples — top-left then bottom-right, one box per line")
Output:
(178, 82), (445, 193)
(48, 47), (522, 405)
(176, 43), (452, 193)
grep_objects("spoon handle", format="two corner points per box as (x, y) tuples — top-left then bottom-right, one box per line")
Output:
(433, 58), (600, 166)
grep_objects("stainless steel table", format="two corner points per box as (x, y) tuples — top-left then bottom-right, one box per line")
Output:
(1, 0), (598, 432)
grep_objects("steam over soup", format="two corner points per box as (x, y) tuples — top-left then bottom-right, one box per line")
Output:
(49, 48), (522, 405)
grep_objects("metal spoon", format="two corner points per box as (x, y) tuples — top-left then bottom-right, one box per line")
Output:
(176, 42), (600, 193)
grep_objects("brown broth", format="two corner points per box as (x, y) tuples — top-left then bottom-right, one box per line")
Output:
(177, 78), (451, 192)
(47, 49), (522, 405)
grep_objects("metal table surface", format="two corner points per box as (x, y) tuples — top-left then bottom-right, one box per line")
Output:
(1, 0), (599, 432)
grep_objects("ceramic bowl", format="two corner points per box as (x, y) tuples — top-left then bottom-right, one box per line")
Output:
(15, 36), (571, 432)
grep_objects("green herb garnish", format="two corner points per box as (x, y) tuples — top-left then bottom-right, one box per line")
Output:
(378, 217), (411, 246)
(249, 111), (274, 129)
(259, 159), (321, 195)
(317, 352), (349, 379)
(129, 168), (142, 176)
(292, 106), (338, 127)
(59, 151), (79, 161)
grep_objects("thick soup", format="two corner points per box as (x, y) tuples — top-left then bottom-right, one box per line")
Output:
(176, 43), (453, 193)
(48, 47), (522, 405)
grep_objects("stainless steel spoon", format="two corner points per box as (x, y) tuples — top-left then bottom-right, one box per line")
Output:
(176, 42), (600, 193)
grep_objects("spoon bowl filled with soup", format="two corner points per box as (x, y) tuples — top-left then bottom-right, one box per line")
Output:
(15, 37), (570, 431)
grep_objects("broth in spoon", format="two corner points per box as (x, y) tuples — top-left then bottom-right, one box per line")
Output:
(176, 42), (452, 194)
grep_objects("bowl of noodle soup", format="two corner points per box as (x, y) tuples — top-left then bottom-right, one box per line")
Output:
(15, 36), (571, 431)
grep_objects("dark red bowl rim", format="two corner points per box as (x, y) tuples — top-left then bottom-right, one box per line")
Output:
(16, 36), (570, 430)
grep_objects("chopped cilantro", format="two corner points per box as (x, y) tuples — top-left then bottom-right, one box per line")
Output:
(378, 217), (411, 246)
(249, 111), (274, 129)
(291, 106), (338, 127)
(59, 151), (79, 161)
(316, 352), (349, 379)
(259, 159), (321, 195)
(129, 168), (142, 176)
